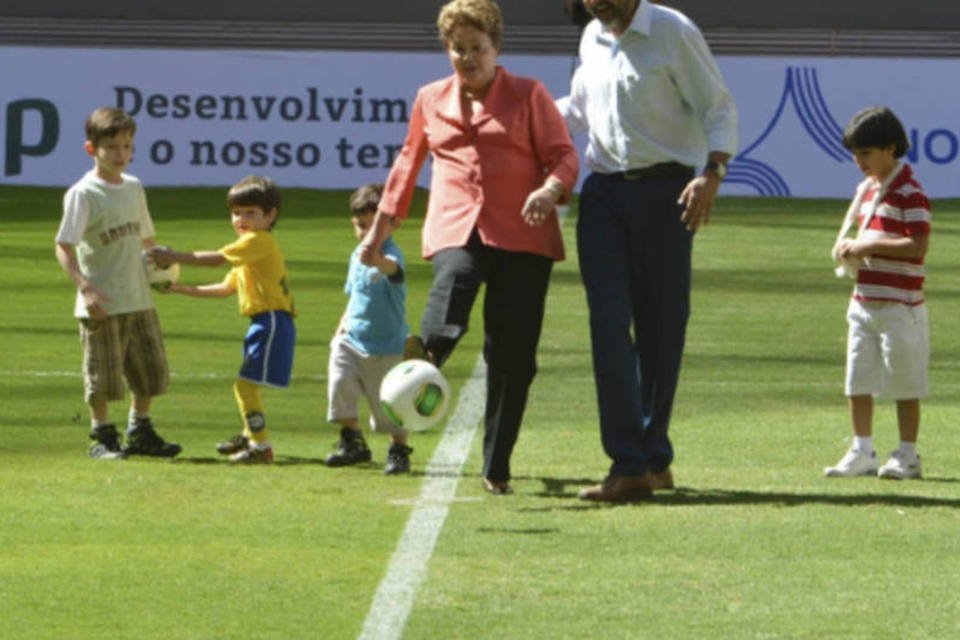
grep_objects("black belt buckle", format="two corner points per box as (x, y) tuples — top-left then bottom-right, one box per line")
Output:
(620, 162), (692, 181)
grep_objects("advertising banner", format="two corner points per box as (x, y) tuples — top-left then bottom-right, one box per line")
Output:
(2, 47), (958, 198)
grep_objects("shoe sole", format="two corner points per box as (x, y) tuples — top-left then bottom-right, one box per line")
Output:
(89, 446), (124, 460)
(878, 469), (921, 480)
(124, 445), (182, 458)
(824, 468), (877, 477)
(324, 454), (372, 467)
(229, 454), (274, 464)
(384, 466), (410, 475)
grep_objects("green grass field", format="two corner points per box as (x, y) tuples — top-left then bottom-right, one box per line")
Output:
(2, 185), (960, 639)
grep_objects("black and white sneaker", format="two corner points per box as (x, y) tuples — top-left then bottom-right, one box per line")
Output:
(384, 443), (413, 475)
(123, 418), (182, 458)
(89, 423), (124, 459)
(215, 434), (249, 455)
(324, 427), (372, 467)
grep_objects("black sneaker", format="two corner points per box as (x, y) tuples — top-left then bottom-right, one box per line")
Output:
(123, 418), (182, 458)
(216, 434), (249, 455)
(89, 423), (124, 459)
(384, 443), (413, 475)
(324, 427), (372, 467)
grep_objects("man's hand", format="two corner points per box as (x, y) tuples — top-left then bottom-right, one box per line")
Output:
(677, 174), (720, 232)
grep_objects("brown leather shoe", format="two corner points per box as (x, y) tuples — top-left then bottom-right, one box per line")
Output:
(649, 468), (674, 491)
(578, 474), (653, 502)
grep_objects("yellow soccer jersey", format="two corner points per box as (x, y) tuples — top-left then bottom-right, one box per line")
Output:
(220, 231), (295, 317)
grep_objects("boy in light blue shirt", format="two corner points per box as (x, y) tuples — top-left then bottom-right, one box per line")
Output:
(325, 184), (413, 474)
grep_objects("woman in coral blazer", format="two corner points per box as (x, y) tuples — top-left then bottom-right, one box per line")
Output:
(360, 0), (578, 495)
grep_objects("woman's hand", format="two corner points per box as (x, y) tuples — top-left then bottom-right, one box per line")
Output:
(521, 183), (563, 226)
(359, 211), (399, 265)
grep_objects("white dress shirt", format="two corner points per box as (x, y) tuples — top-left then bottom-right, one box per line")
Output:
(560, 0), (738, 174)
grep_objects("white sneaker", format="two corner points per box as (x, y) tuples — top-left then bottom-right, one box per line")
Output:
(824, 448), (878, 477)
(878, 450), (922, 480)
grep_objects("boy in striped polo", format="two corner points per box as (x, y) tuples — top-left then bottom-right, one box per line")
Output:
(825, 106), (931, 480)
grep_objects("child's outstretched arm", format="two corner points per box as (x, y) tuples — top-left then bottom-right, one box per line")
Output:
(166, 282), (233, 298)
(150, 245), (226, 268)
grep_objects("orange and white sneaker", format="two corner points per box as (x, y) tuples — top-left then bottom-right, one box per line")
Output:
(229, 445), (274, 464)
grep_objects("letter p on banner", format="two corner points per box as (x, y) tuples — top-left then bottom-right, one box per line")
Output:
(5, 99), (59, 176)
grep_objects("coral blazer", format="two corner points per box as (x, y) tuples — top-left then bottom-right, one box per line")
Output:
(379, 67), (578, 261)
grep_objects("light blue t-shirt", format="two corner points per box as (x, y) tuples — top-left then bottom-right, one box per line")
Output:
(342, 237), (408, 356)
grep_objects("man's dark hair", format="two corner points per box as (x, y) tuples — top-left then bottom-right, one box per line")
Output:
(563, 0), (592, 29)
(842, 106), (910, 158)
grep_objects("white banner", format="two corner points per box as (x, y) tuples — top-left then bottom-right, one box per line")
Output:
(2, 47), (958, 198)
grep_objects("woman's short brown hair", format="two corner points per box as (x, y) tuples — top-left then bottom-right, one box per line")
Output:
(437, 0), (504, 50)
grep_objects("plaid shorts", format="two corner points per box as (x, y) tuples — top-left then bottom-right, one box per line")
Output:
(79, 308), (169, 403)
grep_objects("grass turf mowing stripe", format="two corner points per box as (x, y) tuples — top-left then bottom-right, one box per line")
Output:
(359, 358), (486, 640)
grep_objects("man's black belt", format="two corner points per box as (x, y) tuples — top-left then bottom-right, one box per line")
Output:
(609, 162), (694, 181)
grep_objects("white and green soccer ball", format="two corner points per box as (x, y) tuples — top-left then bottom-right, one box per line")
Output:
(142, 251), (180, 291)
(380, 359), (450, 432)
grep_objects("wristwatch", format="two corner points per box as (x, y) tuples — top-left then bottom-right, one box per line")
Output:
(704, 160), (727, 180)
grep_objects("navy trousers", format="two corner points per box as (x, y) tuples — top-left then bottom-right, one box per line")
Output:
(577, 171), (694, 477)
(422, 231), (553, 482)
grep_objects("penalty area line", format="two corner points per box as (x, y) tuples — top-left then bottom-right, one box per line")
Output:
(357, 358), (486, 640)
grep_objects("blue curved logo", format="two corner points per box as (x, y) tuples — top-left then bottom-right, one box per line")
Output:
(728, 67), (850, 196)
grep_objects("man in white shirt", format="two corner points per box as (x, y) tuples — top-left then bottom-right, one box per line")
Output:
(560, 0), (738, 501)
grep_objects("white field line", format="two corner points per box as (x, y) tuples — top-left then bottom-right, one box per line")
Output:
(358, 358), (486, 640)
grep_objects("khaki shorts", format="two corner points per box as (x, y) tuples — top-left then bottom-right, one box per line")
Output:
(327, 335), (403, 436)
(79, 308), (169, 403)
(846, 299), (928, 400)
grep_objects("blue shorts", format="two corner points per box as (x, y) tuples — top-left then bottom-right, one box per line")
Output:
(239, 311), (296, 388)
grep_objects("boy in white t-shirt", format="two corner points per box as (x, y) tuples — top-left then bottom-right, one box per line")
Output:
(55, 107), (181, 460)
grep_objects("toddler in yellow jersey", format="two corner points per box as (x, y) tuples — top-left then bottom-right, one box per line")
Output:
(150, 176), (296, 463)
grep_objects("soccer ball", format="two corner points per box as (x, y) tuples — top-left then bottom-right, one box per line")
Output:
(142, 251), (180, 291)
(380, 359), (450, 432)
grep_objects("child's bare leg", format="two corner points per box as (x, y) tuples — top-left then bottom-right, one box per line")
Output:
(131, 394), (152, 415)
(895, 398), (920, 443)
(89, 396), (108, 423)
(849, 394), (873, 437)
(335, 418), (361, 432)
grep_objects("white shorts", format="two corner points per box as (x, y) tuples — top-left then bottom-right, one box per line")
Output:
(845, 299), (928, 400)
(327, 335), (404, 435)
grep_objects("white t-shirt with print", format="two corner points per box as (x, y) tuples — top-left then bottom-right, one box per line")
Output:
(56, 170), (156, 318)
